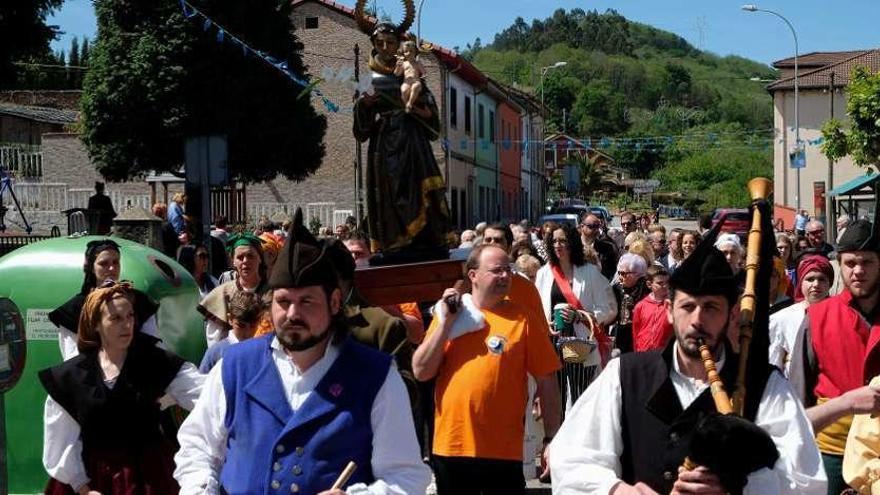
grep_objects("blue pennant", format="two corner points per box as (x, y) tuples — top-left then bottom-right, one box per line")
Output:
(202, 18), (212, 31)
(216, 29), (225, 43)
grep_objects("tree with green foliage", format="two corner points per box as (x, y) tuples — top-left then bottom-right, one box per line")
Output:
(80, 37), (91, 67)
(571, 80), (628, 136)
(68, 37), (80, 88)
(0, 0), (63, 89)
(652, 135), (772, 211)
(822, 66), (880, 169)
(81, 0), (326, 184)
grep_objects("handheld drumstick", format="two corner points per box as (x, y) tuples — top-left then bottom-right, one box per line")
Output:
(331, 461), (357, 490)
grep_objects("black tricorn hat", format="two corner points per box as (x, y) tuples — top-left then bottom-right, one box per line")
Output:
(268, 208), (338, 290)
(838, 181), (880, 253)
(837, 219), (876, 253)
(670, 220), (738, 300)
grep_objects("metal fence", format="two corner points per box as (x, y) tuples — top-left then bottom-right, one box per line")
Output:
(0, 232), (60, 257)
(5, 182), (150, 213)
(0, 145), (43, 178)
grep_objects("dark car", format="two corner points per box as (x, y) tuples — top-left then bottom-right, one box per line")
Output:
(588, 206), (613, 226)
(550, 198), (589, 217)
(711, 208), (750, 239)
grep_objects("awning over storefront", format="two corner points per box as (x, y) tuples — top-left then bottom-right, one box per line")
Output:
(828, 173), (879, 197)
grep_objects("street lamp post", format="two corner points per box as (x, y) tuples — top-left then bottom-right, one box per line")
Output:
(417, 0), (427, 49)
(743, 4), (800, 211)
(540, 61), (567, 124)
(540, 62), (566, 203)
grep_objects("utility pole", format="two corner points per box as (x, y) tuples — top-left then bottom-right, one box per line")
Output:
(354, 44), (363, 226)
(827, 71), (836, 243)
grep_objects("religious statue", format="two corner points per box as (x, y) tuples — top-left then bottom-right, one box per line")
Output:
(353, 0), (452, 265)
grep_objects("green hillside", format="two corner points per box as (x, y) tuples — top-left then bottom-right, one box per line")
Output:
(466, 8), (776, 209)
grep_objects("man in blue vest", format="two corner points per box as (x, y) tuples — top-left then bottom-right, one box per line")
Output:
(174, 208), (430, 495)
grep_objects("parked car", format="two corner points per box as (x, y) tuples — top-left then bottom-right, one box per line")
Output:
(711, 208), (750, 239)
(539, 213), (581, 229)
(588, 205), (613, 225)
(550, 198), (589, 217)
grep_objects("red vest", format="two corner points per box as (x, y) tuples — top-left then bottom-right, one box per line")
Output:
(807, 291), (880, 398)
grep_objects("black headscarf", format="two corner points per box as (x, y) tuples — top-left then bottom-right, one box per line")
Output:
(48, 239), (158, 332)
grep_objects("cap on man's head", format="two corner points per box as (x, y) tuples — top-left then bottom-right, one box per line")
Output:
(670, 224), (738, 301)
(269, 208), (339, 290)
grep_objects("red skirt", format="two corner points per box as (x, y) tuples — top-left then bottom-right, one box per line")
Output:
(45, 441), (179, 495)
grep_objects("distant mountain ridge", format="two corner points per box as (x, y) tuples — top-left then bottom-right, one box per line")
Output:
(466, 8), (777, 139)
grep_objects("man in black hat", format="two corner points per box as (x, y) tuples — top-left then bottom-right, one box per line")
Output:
(549, 223), (826, 494)
(798, 218), (880, 495)
(174, 209), (430, 495)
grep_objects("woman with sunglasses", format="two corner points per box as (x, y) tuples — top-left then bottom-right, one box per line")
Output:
(48, 239), (160, 361)
(40, 283), (203, 494)
(535, 224), (617, 410)
(610, 253), (650, 355)
(177, 245), (219, 299)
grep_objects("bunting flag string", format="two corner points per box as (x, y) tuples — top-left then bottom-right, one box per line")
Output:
(178, 0), (340, 113)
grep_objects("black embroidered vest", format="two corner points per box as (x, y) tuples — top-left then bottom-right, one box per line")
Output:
(39, 333), (184, 451)
(619, 342), (739, 494)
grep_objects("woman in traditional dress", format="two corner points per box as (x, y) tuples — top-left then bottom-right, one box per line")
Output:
(48, 239), (159, 361)
(40, 282), (203, 494)
(199, 233), (271, 347)
(535, 224), (617, 411)
(177, 245), (218, 299)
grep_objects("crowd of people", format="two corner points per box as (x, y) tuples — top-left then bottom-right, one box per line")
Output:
(31, 199), (880, 495)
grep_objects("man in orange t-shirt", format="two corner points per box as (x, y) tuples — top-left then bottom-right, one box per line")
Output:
(413, 244), (562, 495)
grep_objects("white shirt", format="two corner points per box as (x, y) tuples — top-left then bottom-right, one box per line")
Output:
(549, 343), (827, 495)
(769, 301), (809, 404)
(174, 338), (430, 495)
(43, 361), (205, 491)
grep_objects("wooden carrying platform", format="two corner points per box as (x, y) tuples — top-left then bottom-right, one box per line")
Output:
(353, 258), (464, 306)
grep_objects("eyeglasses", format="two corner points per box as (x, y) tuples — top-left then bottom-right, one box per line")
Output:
(485, 266), (513, 276)
(621, 221), (633, 227)
(617, 271), (634, 277)
(483, 236), (506, 245)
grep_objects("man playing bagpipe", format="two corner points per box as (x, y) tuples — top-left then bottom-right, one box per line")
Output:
(549, 180), (827, 494)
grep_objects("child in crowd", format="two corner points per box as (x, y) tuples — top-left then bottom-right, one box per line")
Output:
(631, 264), (673, 352)
(199, 291), (265, 373)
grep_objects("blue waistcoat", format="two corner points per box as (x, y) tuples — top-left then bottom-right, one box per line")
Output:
(219, 334), (391, 495)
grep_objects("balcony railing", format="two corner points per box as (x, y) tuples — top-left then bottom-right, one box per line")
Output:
(0, 145), (43, 178)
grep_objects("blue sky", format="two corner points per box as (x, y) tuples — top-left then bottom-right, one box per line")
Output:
(49, 0), (880, 66)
